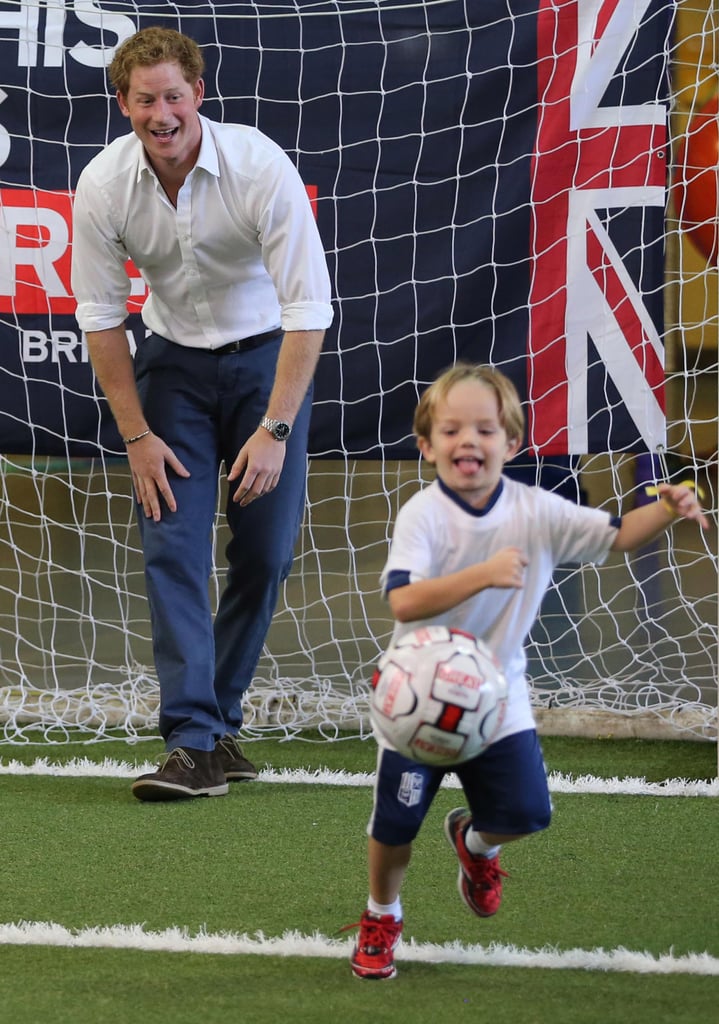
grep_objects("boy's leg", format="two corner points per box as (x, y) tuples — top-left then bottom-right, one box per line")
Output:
(444, 809), (510, 917)
(447, 728), (552, 917)
(368, 836), (412, 906)
(348, 841), (408, 981)
(348, 746), (443, 980)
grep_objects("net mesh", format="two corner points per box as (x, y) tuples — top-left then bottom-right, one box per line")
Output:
(0, 1), (716, 744)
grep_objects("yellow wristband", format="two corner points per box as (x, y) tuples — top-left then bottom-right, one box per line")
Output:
(644, 479), (704, 518)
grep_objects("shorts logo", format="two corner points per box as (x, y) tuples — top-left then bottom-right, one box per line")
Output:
(397, 771), (424, 808)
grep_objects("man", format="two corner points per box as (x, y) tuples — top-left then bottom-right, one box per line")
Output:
(71, 27), (333, 801)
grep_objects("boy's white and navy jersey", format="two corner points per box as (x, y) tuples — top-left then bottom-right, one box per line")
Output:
(380, 475), (620, 744)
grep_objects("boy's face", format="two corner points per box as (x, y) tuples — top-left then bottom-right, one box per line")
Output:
(418, 379), (520, 509)
(117, 61), (204, 176)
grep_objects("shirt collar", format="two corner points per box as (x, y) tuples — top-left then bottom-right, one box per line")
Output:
(195, 115), (220, 176)
(437, 474), (504, 517)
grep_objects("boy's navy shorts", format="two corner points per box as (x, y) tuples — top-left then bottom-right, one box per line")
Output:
(367, 728), (552, 846)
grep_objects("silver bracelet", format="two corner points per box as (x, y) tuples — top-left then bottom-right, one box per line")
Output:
(123, 429), (151, 445)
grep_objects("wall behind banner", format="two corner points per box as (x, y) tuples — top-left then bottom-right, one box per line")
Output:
(667, 0), (717, 466)
(0, 0), (672, 459)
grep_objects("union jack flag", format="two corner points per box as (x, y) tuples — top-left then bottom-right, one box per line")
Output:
(528, 0), (667, 454)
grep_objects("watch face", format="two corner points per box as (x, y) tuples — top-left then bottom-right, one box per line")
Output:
(273, 421), (291, 441)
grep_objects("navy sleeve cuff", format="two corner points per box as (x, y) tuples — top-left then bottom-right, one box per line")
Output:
(384, 569), (412, 592)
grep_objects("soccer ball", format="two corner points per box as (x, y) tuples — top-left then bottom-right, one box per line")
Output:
(370, 625), (508, 767)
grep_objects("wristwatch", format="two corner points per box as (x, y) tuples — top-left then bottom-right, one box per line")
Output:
(260, 416), (292, 441)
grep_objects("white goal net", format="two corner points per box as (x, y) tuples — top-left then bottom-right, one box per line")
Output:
(0, 0), (716, 745)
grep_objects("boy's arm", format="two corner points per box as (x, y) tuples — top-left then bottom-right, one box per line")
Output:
(610, 483), (709, 553)
(388, 546), (528, 623)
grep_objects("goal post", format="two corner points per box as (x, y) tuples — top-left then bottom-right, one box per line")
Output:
(0, 0), (716, 746)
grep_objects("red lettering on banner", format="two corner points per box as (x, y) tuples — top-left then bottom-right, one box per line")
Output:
(0, 188), (148, 316)
(0, 190), (74, 314)
(1, 184), (321, 317)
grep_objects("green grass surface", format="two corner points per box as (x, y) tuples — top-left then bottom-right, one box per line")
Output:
(0, 735), (716, 1023)
(1, 947), (717, 1024)
(1, 946), (716, 1024)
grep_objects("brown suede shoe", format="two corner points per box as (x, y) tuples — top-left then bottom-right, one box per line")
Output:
(131, 746), (229, 802)
(215, 734), (259, 781)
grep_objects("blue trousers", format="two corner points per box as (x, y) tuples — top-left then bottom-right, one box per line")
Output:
(133, 333), (311, 751)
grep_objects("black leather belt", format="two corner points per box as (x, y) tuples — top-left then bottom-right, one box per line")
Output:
(209, 328), (283, 355)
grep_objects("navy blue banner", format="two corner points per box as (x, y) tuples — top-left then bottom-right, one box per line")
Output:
(0, 1), (671, 458)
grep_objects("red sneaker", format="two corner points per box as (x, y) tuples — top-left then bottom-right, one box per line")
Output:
(344, 910), (403, 980)
(444, 808), (508, 917)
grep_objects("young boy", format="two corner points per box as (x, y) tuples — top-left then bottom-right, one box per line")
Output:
(348, 362), (708, 980)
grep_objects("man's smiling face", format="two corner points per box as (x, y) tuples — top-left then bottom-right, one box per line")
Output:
(117, 61), (204, 177)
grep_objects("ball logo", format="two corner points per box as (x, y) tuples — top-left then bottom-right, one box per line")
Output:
(375, 662), (415, 720)
(412, 735), (460, 760)
(434, 662), (482, 692)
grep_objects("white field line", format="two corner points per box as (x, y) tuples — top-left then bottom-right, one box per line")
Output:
(0, 758), (716, 796)
(1, 763), (716, 973)
(0, 921), (717, 976)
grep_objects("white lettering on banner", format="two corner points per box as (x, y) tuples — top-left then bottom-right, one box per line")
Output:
(70, 1), (136, 68)
(0, 2), (39, 67)
(125, 328), (140, 356)
(0, 89), (9, 167)
(43, 0), (66, 68)
(21, 327), (142, 364)
(22, 330), (88, 363)
(0, 188), (149, 315)
(0, 205), (70, 299)
(0, 0), (135, 68)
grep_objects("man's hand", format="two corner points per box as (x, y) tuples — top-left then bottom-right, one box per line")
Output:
(127, 432), (191, 521)
(228, 428), (287, 506)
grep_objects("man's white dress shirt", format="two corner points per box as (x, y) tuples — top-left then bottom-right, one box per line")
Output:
(72, 114), (333, 348)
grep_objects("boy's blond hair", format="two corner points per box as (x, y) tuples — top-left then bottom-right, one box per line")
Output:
(109, 27), (205, 97)
(413, 363), (525, 444)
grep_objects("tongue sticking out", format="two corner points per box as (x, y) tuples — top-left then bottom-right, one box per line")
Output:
(455, 457), (480, 476)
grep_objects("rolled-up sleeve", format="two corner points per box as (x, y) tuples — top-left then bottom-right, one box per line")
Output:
(71, 171), (132, 333)
(251, 151), (333, 332)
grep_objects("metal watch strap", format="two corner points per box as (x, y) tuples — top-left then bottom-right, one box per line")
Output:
(260, 416), (292, 441)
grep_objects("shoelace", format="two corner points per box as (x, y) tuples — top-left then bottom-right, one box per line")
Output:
(338, 916), (401, 952)
(158, 748), (195, 771)
(218, 736), (239, 756)
(466, 855), (509, 887)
